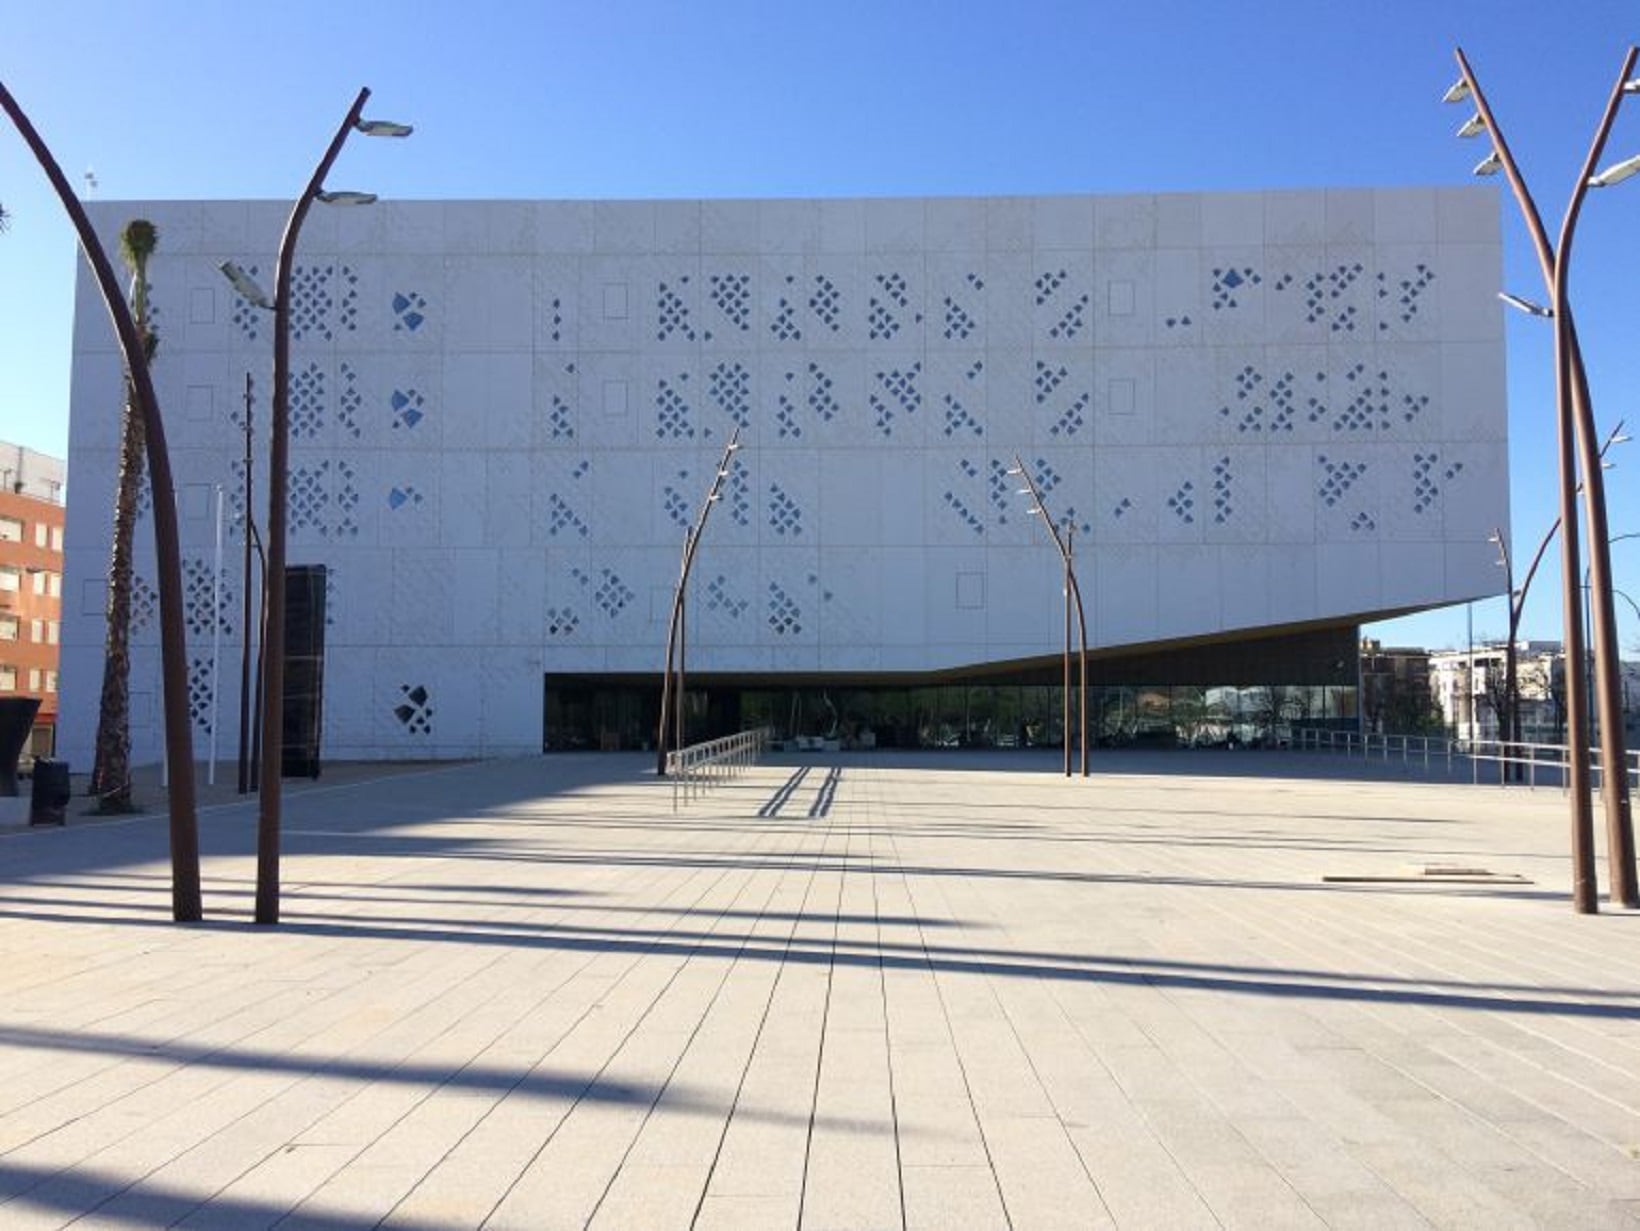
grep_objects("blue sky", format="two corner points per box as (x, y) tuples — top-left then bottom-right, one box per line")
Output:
(3, 1), (1638, 652)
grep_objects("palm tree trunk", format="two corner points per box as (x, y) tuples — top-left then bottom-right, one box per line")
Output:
(89, 226), (157, 813)
(89, 381), (145, 810)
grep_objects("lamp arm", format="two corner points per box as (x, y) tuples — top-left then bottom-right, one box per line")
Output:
(1455, 49), (1556, 288)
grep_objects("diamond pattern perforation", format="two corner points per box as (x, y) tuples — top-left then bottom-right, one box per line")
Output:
(871, 364), (921, 437)
(767, 582), (801, 636)
(394, 684), (433, 735)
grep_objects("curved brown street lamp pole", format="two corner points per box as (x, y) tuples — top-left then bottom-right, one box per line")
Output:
(656, 428), (741, 776)
(0, 79), (202, 921)
(1450, 47), (1640, 911)
(1009, 456), (1088, 777)
(221, 88), (410, 923)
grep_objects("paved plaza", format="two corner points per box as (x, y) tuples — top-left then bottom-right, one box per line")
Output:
(0, 750), (1636, 1229)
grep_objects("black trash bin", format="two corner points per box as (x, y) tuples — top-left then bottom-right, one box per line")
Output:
(29, 759), (70, 827)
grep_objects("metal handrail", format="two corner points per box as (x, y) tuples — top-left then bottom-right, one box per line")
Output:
(666, 726), (771, 809)
(1295, 727), (1640, 791)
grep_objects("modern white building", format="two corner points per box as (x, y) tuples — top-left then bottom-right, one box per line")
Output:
(60, 188), (1507, 762)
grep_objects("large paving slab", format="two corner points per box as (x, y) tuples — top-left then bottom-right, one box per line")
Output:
(0, 749), (1635, 1228)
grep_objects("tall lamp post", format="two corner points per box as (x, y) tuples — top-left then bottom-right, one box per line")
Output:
(0, 79), (202, 922)
(656, 428), (741, 776)
(237, 373), (259, 795)
(1584, 530), (1640, 756)
(1489, 420), (1628, 783)
(220, 89), (410, 924)
(1008, 456), (1089, 777)
(1447, 47), (1640, 911)
(1490, 528), (1521, 780)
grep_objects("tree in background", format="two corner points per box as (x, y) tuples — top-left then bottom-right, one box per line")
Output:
(88, 220), (159, 812)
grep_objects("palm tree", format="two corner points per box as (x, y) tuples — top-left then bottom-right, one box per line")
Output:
(89, 219), (159, 812)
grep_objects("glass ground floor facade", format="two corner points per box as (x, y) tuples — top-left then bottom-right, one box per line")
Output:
(543, 622), (1362, 753)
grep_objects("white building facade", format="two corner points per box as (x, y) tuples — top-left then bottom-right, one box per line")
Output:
(60, 188), (1507, 761)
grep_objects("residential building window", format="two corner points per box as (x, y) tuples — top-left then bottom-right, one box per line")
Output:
(0, 666), (14, 691)
(30, 619), (42, 643)
(0, 516), (21, 543)
(45, 671), (56, 693)
(0, 566), (18, 592)
(27, 668), (39, 692)
(50, 526), (62, 552)
(34, 522), (47, 548)
(31, 570), (46, 596)
(0, 615), (15, 641)
(47, 621), (58, 645)
(48, 573), (60, 599)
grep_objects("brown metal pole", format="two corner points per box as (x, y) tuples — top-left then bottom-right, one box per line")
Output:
(1569, 326), (1638, 904)
(238, 374), (254, 795)
(1068, 534), (1089, 778)
(0, 78), (202, 921)
(1552, 47), (1638, 908)
(249, 516), (266, 793)
(257, 87), (373, 925)
(1062, 541), (1071, 778)
(1456, 50), (1596, 911)
(656, 534), (684, 776)
(1553, 322), (1598, 911)
(677, 589), (687, 756)
(655, 430), (739, 776)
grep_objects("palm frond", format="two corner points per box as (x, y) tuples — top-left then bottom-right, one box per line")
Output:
(119, 219), (158, 273)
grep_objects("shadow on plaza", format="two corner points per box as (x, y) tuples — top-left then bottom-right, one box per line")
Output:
(0, 880), (1632, 1023)
(1, 752), (1622, 1028)
(0, 1011), (895, 1226)
(0, 1159), (394, 1231)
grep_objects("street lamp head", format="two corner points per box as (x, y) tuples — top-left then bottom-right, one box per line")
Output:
(1473, 151), (1502, 177)
(1624, 78), (1640, 95)
(354, 118), (413, 137)
(1498, 291), (1552, 318)
(1456, 113), (1486, 138)
(1589, 152), (1640, 188)
(218, 260), (273, 310)
(316, 190), (379, 206)
(1005, 465), (1023, 477)
(1442, 78), (1471, 104)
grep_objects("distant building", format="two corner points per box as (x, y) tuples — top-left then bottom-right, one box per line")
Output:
(0, 443), (67, 758)
(1428, 641), (1564, 744)
(1359, 639), (1439, 735)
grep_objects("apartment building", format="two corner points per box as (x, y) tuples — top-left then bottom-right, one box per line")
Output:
(0, 443), (67, 758)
